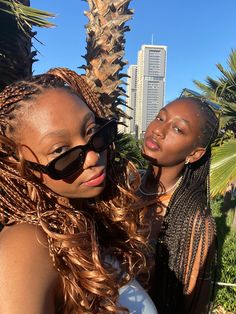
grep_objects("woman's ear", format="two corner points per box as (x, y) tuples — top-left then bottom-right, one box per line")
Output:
(187, 147), (206, 164)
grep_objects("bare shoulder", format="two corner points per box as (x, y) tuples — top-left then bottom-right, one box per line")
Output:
(0, 223), (54, 270)
(0, 223), (58, 313)
(0, 222), (47, 246)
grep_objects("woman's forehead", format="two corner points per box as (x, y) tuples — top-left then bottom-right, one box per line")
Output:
(164, 99), (202, 120)
(16, 88), (93, 142)
(31, 88), (90, 115)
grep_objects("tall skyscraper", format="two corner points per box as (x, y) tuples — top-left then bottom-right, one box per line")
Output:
(126, 44), (167, 138)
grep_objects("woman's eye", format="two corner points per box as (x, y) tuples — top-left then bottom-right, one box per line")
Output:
(174, 126), (183, 134)
(51, 146), (68, 156)
(156, 115), (163, 121)
(86, 125), (98, 136)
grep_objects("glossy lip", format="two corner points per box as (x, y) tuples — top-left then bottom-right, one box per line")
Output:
(144, 136), (161, 151)
(83, 169), (106, 187)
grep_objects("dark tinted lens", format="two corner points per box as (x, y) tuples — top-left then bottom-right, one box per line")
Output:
(205, 100), (221, 111)
(182, 88), (201, 97)
(92, 120), (117, 152)
(181, 88), (221, 112)
(48, 120), (117, 179)
(53, 148), (84, 177)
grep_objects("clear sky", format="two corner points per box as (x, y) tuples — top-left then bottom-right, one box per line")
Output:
(31, 0), (236, 104)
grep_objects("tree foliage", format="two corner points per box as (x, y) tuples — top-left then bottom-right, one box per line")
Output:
(211, 199), (236, 313)
(115, 132), (147, 169)
(0, 0), (55, 91)
(188, 49), (236, 196)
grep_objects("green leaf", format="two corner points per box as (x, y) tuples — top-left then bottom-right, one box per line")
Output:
(0, 0), (55, 29)
(210, 139), (236, 196)
(192, 49), (236, 138)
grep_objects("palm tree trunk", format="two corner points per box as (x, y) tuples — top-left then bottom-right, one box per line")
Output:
(81, 0), (133, 119)
(0, 0), (35, 91)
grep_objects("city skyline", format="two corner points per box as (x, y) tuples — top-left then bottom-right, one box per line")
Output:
(31, 0), (236, 105)
(126, 44), (167, 138)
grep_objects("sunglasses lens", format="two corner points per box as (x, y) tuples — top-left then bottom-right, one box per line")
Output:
(49, 119), (117, 179)
(205, 100), (221, 111)
(92, 120), (117, 152)
(181, 88), (221, 112)
(53, 149), (84, 178)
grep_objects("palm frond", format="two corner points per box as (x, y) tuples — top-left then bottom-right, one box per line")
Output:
(193, 80), (218, 98)
(216, 63), (236, 86)
(0, 0), (55, 90)
(206, 77), (220, 91)
(0, 0), (55, 31)
(210, 139), (236, 196)
(227, 48), (236, 73)
(193, 51), (236, 133)
(115, 132), (147, 168)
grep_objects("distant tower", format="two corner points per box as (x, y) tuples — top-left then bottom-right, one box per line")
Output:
(126, 65), (138, 135)
(135, 44), (167, 138)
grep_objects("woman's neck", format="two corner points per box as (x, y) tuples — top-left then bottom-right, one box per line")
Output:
(140, 164), (183, 195)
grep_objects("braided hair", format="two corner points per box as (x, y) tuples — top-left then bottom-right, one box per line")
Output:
(0, 68), (148, 314)
(151, 97), (219, 314)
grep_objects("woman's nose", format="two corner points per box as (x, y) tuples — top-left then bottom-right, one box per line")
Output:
(152, 123), (166, 139)
(83, 150), (100, 169)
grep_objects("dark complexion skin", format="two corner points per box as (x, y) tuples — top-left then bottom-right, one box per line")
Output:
(18, 88), (108, 198)
(141, 98), (206, 194)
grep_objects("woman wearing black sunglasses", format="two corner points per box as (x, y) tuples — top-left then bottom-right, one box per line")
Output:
(139, 96), (219, 314)
(0, 68), (157, 314)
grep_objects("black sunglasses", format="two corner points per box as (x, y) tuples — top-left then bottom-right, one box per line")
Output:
(180, 88), (222, 114)
(25, 118), (117, 180)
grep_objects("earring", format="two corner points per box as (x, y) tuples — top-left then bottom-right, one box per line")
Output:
(185, 159), (190, 165)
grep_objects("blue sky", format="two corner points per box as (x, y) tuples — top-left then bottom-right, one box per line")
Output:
(31, 0), (236, 104)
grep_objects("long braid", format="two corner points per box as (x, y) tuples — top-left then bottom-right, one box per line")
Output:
(0, 68), (148, 313)
(153, 98), (219, 313)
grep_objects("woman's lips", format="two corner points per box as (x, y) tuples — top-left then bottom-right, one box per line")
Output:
(83, 170), (106, 187)
(144, 137), (161, 151)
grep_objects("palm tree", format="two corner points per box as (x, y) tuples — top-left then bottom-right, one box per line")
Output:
(115, 132), (147, 169)
(0, 0), (55, 91)
(187, 49), (236, 196)
(194, 49), (236, 132)
(0, 0), (142, 171)
(81, 0), (133, 120)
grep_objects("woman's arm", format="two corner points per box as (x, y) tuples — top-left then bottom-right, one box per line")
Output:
(0, 223), (59, 314)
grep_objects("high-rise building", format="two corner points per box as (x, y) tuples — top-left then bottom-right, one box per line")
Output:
(136, 44), (167, 138)
(126, 44), (167, 138)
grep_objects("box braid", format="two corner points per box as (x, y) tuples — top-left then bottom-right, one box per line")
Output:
(0, 68), (148, 314)
(151, 97), (219, 314)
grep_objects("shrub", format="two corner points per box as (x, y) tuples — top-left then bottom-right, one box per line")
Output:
(211, 198), (236, 313)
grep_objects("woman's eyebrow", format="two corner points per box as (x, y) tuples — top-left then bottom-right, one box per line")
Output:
(39, 112), (95, 144)
(82, 111), (95, 125)
(175, 117), (192, 131)
(39, 129), (68, 144)
(159, 108), (166, 113)
(164, 107), (192, 129)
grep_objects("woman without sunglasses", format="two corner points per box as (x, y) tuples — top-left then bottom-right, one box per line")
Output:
(0, 68), (157, 314)
(139, 97), (219, 314)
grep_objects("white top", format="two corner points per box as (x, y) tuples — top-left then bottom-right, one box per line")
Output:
(118, 279), (158, 314)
